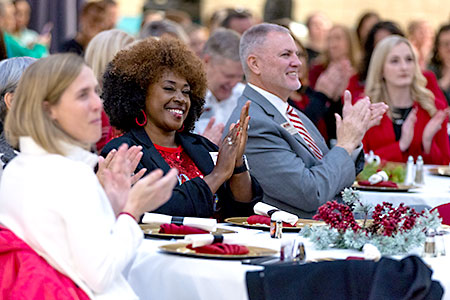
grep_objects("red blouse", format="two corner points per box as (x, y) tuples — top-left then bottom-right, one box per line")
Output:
(154, 144), (204, 183)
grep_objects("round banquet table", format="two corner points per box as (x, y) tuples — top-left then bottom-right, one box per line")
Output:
(357, 165), (450, 209)
(124, 224), (450, 300)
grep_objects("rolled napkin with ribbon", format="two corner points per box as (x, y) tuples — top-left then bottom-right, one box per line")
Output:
(183, 233), (244, 248)
(142, 213), (217, 232)
(186, 243), (249, 255)
(159, 224), (208, 234)
(252, 202), (298, 225)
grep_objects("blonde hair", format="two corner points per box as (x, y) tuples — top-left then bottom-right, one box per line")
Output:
(365, 35), (436, 116)
(84, 29), (135, 86)
(5, 54), (87, 155)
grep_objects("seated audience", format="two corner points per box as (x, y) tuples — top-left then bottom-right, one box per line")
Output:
(0, 56), (35, 180)
(84, 29), (136, 151)
(186, 24), (209, 57)
(101, 37), (262, 219)
(195, 28), (244, 145)
(428, 24), (450, 105)
(0, 53), (178, 298)
(225, 24), (387, 217)
(363, 35), (450, 164)
(59, 1), (109, 56)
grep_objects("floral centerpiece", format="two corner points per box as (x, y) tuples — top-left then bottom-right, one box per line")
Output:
(300, 188), (442, 255)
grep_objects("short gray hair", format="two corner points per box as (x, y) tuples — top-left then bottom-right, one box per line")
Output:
(202, 28), (241, 62)
(139, 19), (189, 44)
(239, 23), (290, 75)
(0, 56), (36, 123)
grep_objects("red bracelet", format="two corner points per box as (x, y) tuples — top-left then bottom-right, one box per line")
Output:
(118, 212), (137, 222)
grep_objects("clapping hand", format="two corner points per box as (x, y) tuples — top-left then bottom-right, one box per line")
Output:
(422, 108), (450, 153)
(335, 90), (371, 154)
(202, 117), (225, 145)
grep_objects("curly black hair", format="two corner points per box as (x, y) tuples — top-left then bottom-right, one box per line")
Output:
(102, 37), (207, 133)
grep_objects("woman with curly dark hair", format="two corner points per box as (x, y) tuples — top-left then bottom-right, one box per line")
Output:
(101, 37), (262, 219)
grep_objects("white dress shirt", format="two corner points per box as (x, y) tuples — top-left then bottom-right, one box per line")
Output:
(248, 83), (362, 161)
(195, 82), (245, 134)
(0, 137), (142, 299)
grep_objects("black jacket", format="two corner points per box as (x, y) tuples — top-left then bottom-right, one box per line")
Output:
(102, 128), (262, 219)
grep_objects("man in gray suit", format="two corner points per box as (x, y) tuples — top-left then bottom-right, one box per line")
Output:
(225, 23), (387, 217)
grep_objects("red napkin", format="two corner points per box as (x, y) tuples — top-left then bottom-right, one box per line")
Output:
(187, 243), (249, 255)
(357, 180), (398, 188)
(159, 224), (209, 234)
(246, 215), (295, 227)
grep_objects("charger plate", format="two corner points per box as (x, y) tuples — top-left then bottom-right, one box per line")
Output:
(159, 242), (277, 260)
(428, 166), (450, 177)
(140, 224), (236, 239)
(224, 217), (325, 232)
(352, 183), (416, 192)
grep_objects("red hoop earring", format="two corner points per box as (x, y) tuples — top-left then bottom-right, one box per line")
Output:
(177, 124), (185, 132)
(135, 109), (147, 126)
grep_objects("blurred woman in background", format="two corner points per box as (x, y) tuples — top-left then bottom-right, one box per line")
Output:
(429, 24), (450, 105)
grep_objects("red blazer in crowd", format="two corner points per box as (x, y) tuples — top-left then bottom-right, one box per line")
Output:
(357, 70), (450, 164)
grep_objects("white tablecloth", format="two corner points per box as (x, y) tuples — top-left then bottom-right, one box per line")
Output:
(125, 225), (450, 300)
(358, 165), (450, 209)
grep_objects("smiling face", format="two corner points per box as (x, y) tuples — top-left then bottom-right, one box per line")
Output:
(383, 42), (416, 89)
(205, 57), (243, 101)
(254, 31), (301, 100)
(48, 66), (102, 145)
(145, 71), (191, 133)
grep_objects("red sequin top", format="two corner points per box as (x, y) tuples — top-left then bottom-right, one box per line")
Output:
(154, 144), (204, 183)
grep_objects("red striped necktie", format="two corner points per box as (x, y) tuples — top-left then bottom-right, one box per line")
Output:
(286, 105), (323, 159)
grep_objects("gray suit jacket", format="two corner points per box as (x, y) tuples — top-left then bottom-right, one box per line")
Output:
(225, 85), (364, 218)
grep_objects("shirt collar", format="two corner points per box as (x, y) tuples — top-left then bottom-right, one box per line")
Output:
(248, 83), (289, 117)
(19, 136), (98, 168)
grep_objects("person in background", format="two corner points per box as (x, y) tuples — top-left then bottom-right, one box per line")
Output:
(0, 53), (178, 298)
(101, 37), (262, 219)
(186, 24), (209, 57)
(139, 19), (189, 44)
(288, 34), (343, 147)
(84, 29), (135, 152)
(428, 24), (450, 105)
(11, 0), (39, 48)
(363, 35), (450, 164)
(304, 12), (331, 64)
(408, 20), (434, 70)
(59, 1), (109, 56)
(347, 21), (405, 100)
(225, 23), (387, 217)
(0, 1), (48, 58)
(355, 11), (380, 51)
(0, 56), (35, 181)
(220, 8), (255, 35)
(104, 0), (119, 29)
(195, 28), (244, 145)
